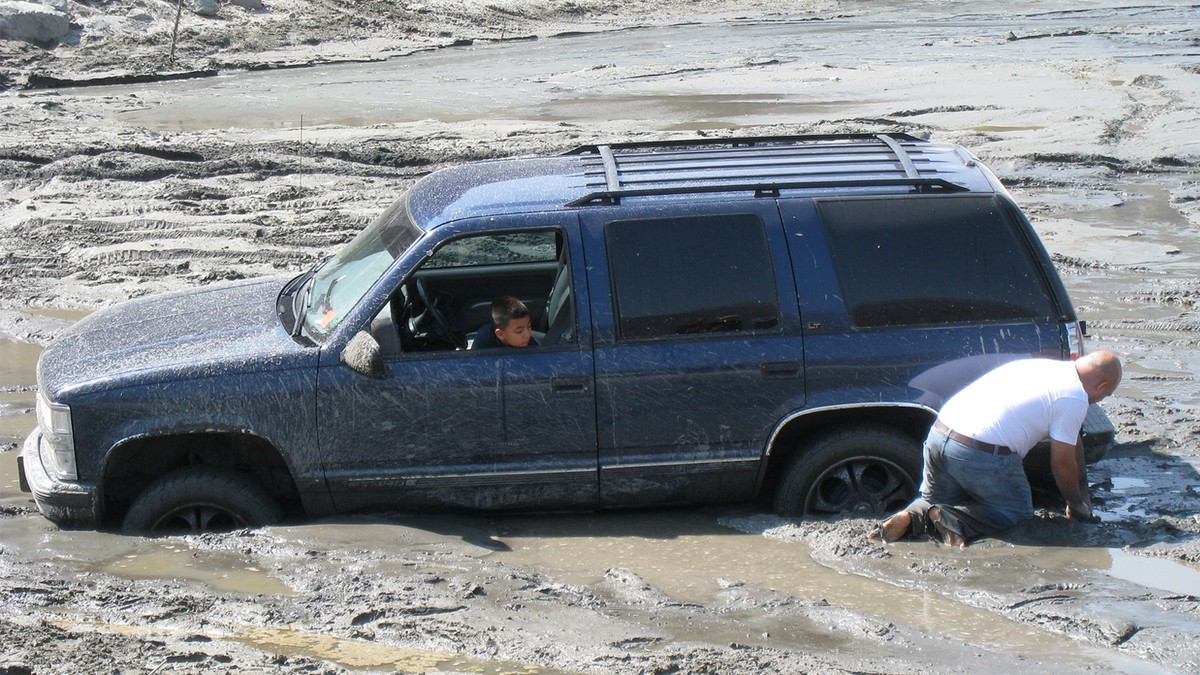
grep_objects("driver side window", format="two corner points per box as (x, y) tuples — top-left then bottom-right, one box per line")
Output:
(373, 229), (570, 354)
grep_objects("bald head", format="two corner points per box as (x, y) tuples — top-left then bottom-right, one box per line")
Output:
(1076, 350), (1122, 404)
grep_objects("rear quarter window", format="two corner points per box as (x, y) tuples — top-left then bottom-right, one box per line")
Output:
(818, 196), (1057, 327)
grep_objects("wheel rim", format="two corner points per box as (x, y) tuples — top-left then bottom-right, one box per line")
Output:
(804, 456), (916, 516)
(150, 503), (248, 533)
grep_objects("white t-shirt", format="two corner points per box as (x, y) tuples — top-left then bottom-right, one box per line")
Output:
(937, 358), (1089, 457)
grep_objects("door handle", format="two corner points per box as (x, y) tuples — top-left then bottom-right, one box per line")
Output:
(552, 376), (590, 393)
(760, 361), (801, 377)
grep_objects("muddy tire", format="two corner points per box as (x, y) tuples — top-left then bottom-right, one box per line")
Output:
(773, 425), (921, 518)
(122, 466), (283, 534)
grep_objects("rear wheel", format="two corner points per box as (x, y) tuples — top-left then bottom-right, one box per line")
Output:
(122, 465), (283, 534)
(774, 425), (921, 518)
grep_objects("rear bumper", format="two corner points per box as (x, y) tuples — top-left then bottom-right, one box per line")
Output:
(19, 429), (101, 527)
(1079, 402), (1117, 463)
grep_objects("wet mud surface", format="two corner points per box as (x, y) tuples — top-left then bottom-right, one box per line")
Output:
(3, 1), (1200, 672)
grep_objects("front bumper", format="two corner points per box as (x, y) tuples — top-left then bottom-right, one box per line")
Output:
(19, 429), (101, 527)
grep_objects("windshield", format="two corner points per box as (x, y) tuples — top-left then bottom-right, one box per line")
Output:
(302, 195), (422, 340)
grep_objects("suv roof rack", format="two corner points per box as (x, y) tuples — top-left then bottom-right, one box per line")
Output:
(561, 133), (969, 207)
(562, 132), (928, 155)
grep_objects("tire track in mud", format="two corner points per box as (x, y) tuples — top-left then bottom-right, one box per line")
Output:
(0, 126), (538, 307)
(2, 210), (341, 286)
(1099, 73), (1189, 151)
(0, 139), (427, 303)
(1089, 318), (1200, 334)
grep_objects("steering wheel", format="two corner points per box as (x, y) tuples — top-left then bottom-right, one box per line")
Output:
(414, 277), (465, 349)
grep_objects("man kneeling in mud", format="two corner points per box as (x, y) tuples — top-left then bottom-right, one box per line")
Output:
(872, 351), (1122, 549)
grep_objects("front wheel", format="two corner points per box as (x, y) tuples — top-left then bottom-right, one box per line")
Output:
(122, 465), (283, 534)
(773, 425), (921, 518)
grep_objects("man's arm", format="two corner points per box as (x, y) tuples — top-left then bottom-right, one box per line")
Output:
(1049, 437), (1097, 522)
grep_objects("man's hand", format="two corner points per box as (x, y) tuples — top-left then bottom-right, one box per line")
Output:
(1066, 503), (1101, 523)
(1051, 438), (1100, 523)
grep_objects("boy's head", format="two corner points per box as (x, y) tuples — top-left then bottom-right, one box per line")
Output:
(492, 296), (533, 347)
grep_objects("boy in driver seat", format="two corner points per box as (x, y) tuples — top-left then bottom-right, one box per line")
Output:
(472, 296), (539, 349)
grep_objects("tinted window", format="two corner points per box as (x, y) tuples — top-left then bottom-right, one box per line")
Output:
(607, 215), (780, 339)
(818, 196), (1057, 327)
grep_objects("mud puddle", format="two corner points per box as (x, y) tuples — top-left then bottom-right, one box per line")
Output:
(1105, 548), (1200, 596)
(1, 445), (26, 505)
(0, 308), (91, 449)
(487, 511), (1079, 653)
(0, 506), (289, 595)
(101, 545), (293, 596)
(0, 339), (39, 448)
(327, 509), (1152, 670)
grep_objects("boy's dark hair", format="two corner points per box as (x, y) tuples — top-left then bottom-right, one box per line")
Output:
(492, 296), (530, 329)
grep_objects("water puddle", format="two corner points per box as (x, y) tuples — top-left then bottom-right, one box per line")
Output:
(1, 308), (89, 447)
(0, 337), (40, 386)
(0, 340), (41, 446)
(0, 336), (37, 511)
(1095, 480), (1151, 522)
(950, 542), (1200, 599)
(1105, 548), (1200, 596)
(1048, 181), (1200, 281)
(101, 545), (294, 596)
(0, 449), (24, 501)
(1109, 476), (1149, 492)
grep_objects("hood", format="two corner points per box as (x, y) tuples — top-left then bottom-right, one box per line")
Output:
(40, 276), (314, 398)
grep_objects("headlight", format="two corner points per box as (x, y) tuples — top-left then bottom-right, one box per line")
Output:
(36, 393), (77, 481)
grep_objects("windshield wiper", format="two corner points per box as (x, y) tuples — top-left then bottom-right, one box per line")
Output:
(291, 256), (331, 337)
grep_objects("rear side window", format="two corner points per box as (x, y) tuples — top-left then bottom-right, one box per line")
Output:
(818, 196), (1057, 328)
(606, 214), (780, 339)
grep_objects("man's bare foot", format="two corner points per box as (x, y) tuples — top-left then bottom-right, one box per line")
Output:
(869, 510), (912, 543)
(928, 506), (967, 550)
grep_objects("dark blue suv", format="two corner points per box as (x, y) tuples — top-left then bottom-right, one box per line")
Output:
(20, 134), (1114, 532)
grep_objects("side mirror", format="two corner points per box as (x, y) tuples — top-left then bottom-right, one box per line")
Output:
(341, 331), (386, 377)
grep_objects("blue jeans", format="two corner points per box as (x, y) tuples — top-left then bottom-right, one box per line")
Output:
(904, 426), (1033, 541)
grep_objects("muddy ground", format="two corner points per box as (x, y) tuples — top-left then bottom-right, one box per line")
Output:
(2, 1), (1200, 673)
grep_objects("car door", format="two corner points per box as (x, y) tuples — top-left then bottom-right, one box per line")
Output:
(316, 218), (598, 512)
(579, 203), (805, 507)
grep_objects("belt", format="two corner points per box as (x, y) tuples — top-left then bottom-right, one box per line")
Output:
(933, 419), (1013, 456)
